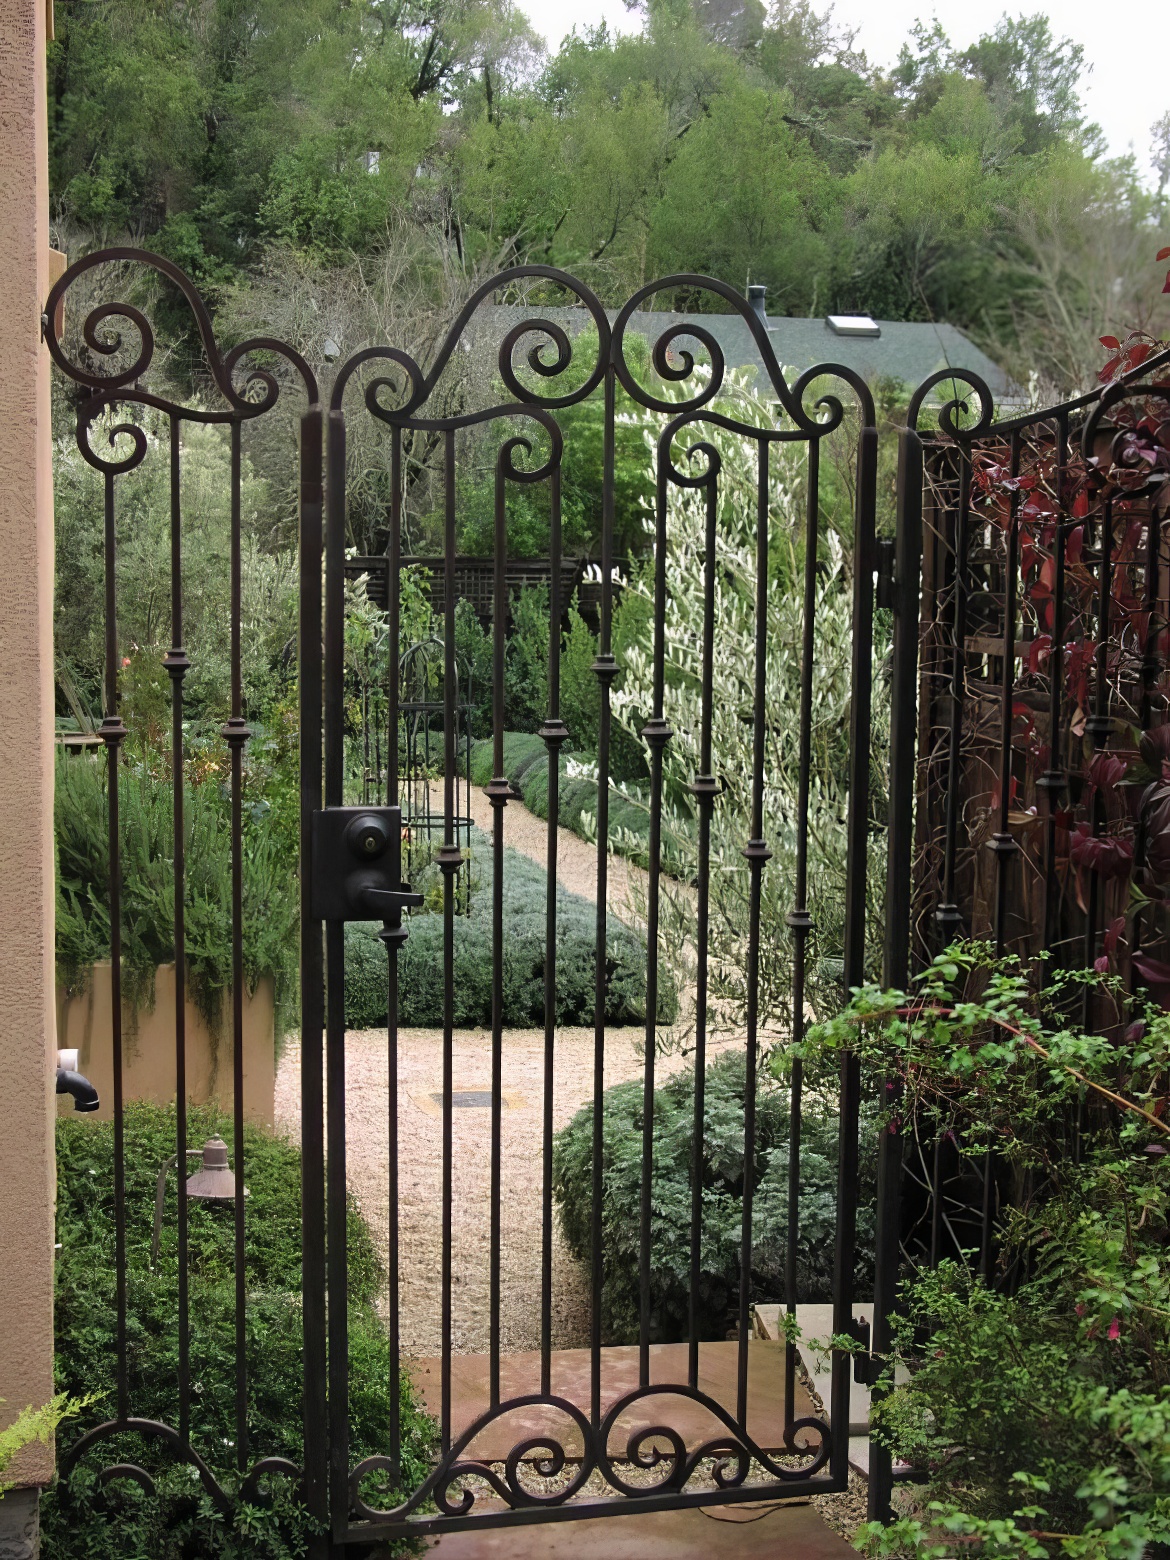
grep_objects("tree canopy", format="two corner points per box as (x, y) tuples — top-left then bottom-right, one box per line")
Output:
(47, 0), (1165, 383)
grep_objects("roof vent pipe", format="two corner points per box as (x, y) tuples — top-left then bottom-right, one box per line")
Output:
(746, 284), (767, 325)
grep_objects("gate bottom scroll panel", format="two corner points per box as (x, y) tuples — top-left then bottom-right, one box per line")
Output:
(347, 1383), (836, 1532)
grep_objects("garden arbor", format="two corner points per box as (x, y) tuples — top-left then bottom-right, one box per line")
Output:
(39, 245), (1170, 1552)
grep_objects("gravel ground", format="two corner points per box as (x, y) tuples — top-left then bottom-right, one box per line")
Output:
(273, 785), (730, 1355)
(275, 1024), (707, 1356)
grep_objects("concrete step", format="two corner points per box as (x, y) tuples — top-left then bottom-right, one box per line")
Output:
(408, 1338), (816, 1461)
(422, 1500), (859, 1557)
(753, 1303), (874, 1437)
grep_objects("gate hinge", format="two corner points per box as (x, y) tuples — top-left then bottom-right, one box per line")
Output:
(875, 538), (896, 610)
(844, 1313), (885, 1388)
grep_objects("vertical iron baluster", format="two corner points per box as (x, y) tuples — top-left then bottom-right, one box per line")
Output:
(540, 465), (568, 1397)
(486, 446), (511, 1409)
(688, 461), (720, 1391)
(299, 407), (327, 1548)
(737, 438), (771, 1426)
(830, 425), (876, 1480)
(1038, 413), (1069, 973)
(386, 424), (402, 1475)
(868, 427), (923, 1524)
(936, 445), (971, 939)
(165, 414), (193, 1443)
(437, 430), (461, 1454)
(1140, 478), (1161, 734)
(1131, 479), (1163, 980)
(783, 434), (821, 1436)
(102, 467), (130, 1424)
(324, 409), (350, 1526)
(362, 657), (370, 804)
(992, 431), (1022, 955)
(1083, 498), (1114, 1019)
(639, 430), (673, 1387)
(979, 1131), (995, 1283)
(225, 418), (250, 1472)
(590, 366), (618, 1429)
(389, 430), (402, 813)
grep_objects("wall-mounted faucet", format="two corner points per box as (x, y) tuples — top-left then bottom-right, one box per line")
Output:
(55, 1047), (99, 1112)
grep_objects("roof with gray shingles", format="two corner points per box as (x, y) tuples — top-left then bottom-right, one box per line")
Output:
(475, 304), (1013, 402)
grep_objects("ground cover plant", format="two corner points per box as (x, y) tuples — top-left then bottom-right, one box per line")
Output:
(552, 1050), (875, 1345)
(345, 825), (675, 1028)
(43, 1103), (434, 1558)
(799, 944), (1170, 1559)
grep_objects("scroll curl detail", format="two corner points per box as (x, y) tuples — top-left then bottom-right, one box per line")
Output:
(76, 399), (150, 476)
(611, 274), (815, 430)
(349, 1393), (595, 1522)
(1082, 381), (1170, 471)
(791, 362), (877, 433)
(46, 247), (318, 411)
(906, 368), (994, 439)
(60, 1417), (233, 1516)
(594, 1386), (831, 1495)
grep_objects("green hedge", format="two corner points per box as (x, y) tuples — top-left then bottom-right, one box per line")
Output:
(345, 829), (675, 1029)
(43, 1103), (433, 1558)
(552, 1052), (876, 1345)
(465, 734), (689, 874)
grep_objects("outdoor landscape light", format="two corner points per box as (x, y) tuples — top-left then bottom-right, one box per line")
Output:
(150, 1137), (248, 1267)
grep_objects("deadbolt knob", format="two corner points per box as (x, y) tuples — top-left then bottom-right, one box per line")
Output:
(345, 812), (391, 860)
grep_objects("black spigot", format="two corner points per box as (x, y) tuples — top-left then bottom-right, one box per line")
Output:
(56, 1068), (100, 1112)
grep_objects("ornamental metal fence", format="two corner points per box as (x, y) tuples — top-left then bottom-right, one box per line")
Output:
(43, 247), (1167, 1550)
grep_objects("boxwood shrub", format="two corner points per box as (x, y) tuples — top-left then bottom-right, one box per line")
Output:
(552, 1051), (876, 1345)
(345, 829), (675, 1029)
(43, 1103), (434, 1559)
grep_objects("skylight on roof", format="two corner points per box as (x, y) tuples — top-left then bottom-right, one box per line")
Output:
(826, 315), (880, 337)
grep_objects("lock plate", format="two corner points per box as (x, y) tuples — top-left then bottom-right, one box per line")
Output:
(310, 806), (407, 922)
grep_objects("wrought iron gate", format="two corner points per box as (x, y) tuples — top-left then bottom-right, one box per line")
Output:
(45, 249), (927, 1550)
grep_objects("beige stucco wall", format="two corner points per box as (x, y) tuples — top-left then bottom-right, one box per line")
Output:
(0, 0), (58, 1490)
(57, 968), (277, 1128)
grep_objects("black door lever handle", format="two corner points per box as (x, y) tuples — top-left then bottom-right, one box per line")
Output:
(360, 885), (425, 917)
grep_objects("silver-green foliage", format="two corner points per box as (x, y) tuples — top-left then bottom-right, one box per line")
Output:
(54, 411), (296, 721)
(611, 372), (890, 1041)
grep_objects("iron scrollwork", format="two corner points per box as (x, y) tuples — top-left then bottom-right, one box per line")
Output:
(349, 1387), (831, 1525)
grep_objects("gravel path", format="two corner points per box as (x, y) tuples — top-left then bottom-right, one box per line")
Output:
(275, 1025), (706, 1357)
(433, 777), (650, 925)
(273, 784), (733, 1358)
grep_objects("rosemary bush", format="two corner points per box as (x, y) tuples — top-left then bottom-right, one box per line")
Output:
(54, 752), (299, 1039)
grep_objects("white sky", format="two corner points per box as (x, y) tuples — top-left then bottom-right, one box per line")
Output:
(520, 0), (1170, 176)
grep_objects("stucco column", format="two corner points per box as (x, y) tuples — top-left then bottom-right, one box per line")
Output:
(0, 0), (59, 1545)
